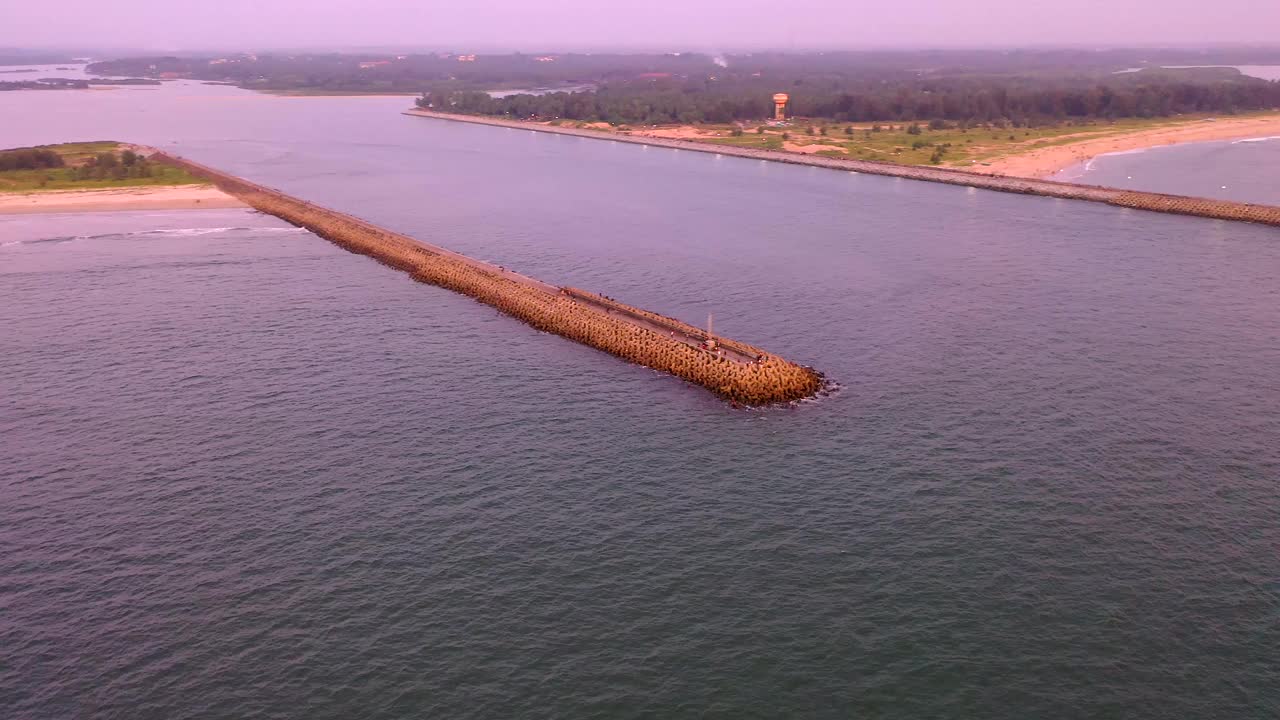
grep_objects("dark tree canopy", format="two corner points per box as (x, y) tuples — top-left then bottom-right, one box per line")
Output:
(88, 50), (1280, 125)
(0, 148), (65, 171)
(422, 69), (1280, 126)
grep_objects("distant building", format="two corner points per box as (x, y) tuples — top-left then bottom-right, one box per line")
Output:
(457, 54), (477, 62)
(358, 60), (391, 69)
(534, 56), (557, 63)
(773, 93), (790, 122)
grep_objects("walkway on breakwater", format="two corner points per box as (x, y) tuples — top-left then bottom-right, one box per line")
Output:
(145, 149), (819, 405)
(404, 109), (1280, 229)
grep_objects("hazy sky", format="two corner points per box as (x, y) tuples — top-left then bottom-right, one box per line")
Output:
(5, 0), (1279, 51)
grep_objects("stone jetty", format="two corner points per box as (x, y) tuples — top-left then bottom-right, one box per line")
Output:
(150, 151), (824, 406)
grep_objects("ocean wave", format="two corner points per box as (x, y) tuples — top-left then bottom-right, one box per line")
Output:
(1096, 148), (1153, 161)
(1230, 136), (1280, 144)
(3, 226), (307, 247)
(132, 226), (307, 237)
(1072, 147), (1156, 175)
(16, 235), (85, 245)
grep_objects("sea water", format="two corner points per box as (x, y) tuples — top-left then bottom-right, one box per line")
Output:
(1059, 136), (1280, 205)
(3, 80), (1278, 719)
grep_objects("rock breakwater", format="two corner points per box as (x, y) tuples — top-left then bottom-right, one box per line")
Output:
(150, 151), (824, 405)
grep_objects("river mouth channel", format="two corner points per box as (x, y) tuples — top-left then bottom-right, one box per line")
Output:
(2, 77), (1278, 718)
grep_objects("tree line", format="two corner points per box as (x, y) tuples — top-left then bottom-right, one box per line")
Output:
(0, 148), (65, 171)
(71, 151), (157, 180)
(86, 53), (713, 93)
(421, 68), (1280, 126)
(88, 48), (1280, 92)
(0, 79), (91, 91)
(85, 49), (1280, 126)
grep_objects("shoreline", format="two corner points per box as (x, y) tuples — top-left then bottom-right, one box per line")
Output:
(1054, 135), (1280, 182)
(0, 185), (245, 214)
(982, 115), (1280, 179)
(412, 109), (1280, 181)
(403, 109), (1280, 228)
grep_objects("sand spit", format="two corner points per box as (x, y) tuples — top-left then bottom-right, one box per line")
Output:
(403, 109), (1280, 228)
(0, 185), (244, 214)
(150, 151), (823, 406)
(983, 116), (1280, 178)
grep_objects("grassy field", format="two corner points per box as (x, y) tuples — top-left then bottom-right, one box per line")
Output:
(614, 113), (1279, 168)
(0, 142), (208, 193)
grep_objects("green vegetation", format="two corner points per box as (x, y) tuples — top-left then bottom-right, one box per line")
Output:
(0, 77), (162, 92)
(90, 49), (1280, 120)
(76, 50), (1280, 170)
(0, 148), (65, 171)
(660, 113), (1277, 168)
(423, 62), (1280, 128)
(0, 142), (208, 192)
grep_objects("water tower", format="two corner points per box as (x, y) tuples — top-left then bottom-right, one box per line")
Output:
(772, 93), (789, 122)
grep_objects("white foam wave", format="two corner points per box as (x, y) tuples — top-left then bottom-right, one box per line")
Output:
(1069, 147), (1154, 177)
(1098, 148), (1153, 160)
(135, 226), (306, 237)
(1068, 135), (1278, 179)
(3, 225), (306, 247)
(790, 380), (842, 407)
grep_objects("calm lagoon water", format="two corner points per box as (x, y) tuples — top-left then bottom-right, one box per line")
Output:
(1075, 63), (1280, 199)
(3, 82), (1279, 719)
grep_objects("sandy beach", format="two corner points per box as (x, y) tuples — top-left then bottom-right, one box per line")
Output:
(982, 115), (1280, 178)
(0, 185), (245, 214)
(554, 112), (1280, 180)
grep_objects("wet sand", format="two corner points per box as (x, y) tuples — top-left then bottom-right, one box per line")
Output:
(983, 116), (1280, 178)
(0, 185), (245, 214)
